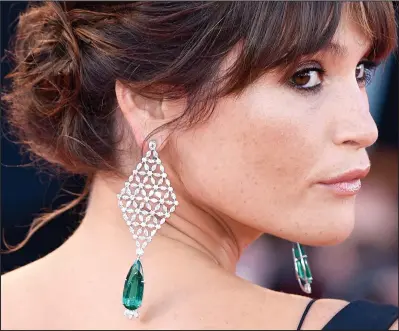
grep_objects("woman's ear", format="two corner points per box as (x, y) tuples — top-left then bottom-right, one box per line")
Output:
(115, 80), (184, 151)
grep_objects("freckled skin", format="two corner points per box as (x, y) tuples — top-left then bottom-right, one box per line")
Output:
(1, 10), (391, 330)
(170, 16), (377, 247)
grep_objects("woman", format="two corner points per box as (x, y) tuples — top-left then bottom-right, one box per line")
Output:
(1, 1), (398, 329)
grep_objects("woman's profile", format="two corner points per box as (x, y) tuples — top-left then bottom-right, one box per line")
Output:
(1, 1), (398, 329)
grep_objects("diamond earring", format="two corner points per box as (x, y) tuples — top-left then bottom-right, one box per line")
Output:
(117, 140), (179, 319)
(292, 242), (313, 294)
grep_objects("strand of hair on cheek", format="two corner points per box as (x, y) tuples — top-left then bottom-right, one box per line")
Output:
(1, 175), (93, 254)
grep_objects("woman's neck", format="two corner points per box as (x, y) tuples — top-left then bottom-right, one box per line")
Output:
(71, 173), (261, 273)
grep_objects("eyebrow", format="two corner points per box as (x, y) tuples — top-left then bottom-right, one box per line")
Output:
(323, 41), (373, 60)
(324, 41), (349, 57)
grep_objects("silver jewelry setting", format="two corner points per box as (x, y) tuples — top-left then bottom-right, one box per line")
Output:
(292, 243), (312, 294)
(117, 140), (179, 318)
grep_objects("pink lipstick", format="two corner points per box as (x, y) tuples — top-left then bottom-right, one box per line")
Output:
(318, 167), (370, 196)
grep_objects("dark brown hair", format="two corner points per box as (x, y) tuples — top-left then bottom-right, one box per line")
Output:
(2, 1), (397, 251)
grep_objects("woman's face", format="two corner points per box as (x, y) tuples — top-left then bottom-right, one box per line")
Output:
(171, 13), (377, 246)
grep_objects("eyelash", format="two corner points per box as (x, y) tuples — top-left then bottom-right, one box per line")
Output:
(288, 60), (377, 95)
(356, 60), (377, 86)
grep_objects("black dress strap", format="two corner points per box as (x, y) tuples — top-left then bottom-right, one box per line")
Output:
(297, 299), (317, 330)
(322, 300), (398, 330)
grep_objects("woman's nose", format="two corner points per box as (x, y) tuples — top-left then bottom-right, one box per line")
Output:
(332, 84), (379, 149)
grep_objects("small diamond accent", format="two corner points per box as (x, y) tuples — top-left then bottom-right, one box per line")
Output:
(124, 309), (139, 319)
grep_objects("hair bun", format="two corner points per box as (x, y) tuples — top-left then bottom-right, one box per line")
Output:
(39, 2), (80, 76)
(4, 2), (84, 168)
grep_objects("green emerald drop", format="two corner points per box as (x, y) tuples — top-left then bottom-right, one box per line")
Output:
(293, 244), (313, 282)
(293, 243), (306, 259)
(122, 259), (144, 310)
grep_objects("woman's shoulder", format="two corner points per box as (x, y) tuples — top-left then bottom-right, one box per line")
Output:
(296, 296), (398, 330)
(390, 320), (399, 330)
(2, 263), (397, 330)
(198, 278), (351, 330)
(294, 297), (349, 330)
(247, 285), (398, 330)
(322, 299), (398, 330)
(1, 257), (52, 330)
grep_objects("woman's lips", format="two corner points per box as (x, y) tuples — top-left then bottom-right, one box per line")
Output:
(317, 167), (370, 196)
(318, 179), (362, 196)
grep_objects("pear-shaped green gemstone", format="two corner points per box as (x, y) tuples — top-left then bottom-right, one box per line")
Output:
(122, 259), (144, 310)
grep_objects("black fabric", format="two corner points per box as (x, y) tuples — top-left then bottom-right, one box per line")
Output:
(297, 299), (317, 330)
(322, 300), (398, 330)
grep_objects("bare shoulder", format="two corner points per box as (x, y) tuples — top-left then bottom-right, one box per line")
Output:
(1, 259), (51, 330)
(2, 266), (29, 329)
(297, 297), (349, 330)
(253, 287), (350, 330)
(390, 319), (398, 330)
(196, 277), (351, 330)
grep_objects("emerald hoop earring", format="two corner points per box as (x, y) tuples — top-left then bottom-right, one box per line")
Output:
(292, 242), (313, 294)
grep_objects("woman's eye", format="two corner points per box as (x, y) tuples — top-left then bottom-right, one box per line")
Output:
(356, 61), (377, 87)
(290, 69), (323, 90)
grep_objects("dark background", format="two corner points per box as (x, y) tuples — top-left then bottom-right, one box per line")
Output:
(1, 2), (86, 273)
(1, 2), (398, 304)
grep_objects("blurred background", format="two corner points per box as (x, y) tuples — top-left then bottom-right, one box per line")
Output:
(1, 2), (398, 306)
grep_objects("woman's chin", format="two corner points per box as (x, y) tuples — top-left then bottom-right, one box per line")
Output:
(269, 210), (356, 247)
(309, 230), (353, 246)
(304, 202), (356, 246)
(298, 221), (355, 247)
